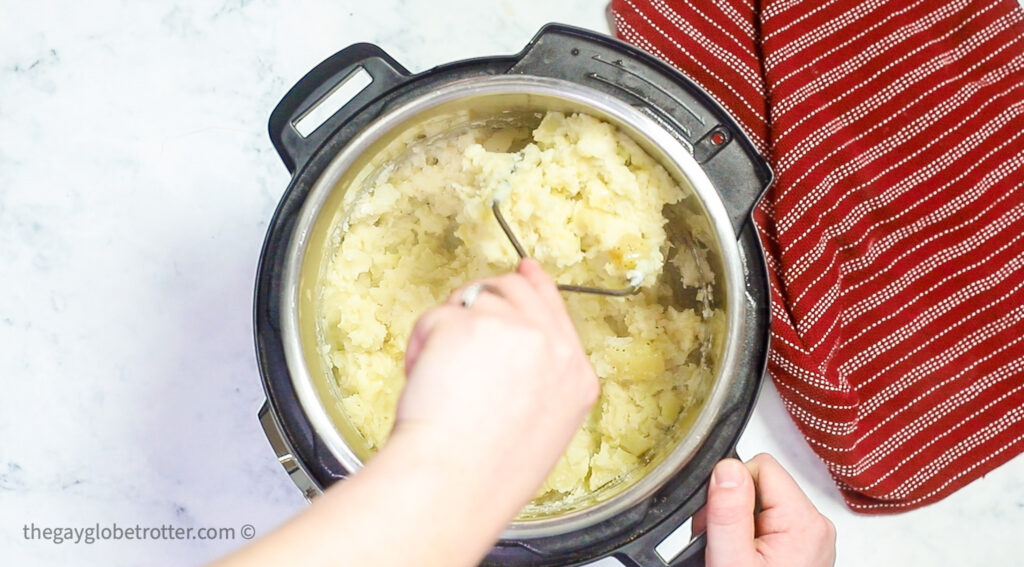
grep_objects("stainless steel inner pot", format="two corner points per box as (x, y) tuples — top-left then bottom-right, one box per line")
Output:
(278, 75), (748, 540)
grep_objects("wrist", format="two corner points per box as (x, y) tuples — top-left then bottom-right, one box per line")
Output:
(364, 424), (518, 565)
(385, 422), (517, 505)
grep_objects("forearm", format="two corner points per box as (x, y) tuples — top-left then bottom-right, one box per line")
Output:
(212, 428), (523, 567)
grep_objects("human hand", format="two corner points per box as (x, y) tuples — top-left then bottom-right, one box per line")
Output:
(212, 262), (598, 567)
(694, 454), (836, 567)
(394, 258), (600, 511)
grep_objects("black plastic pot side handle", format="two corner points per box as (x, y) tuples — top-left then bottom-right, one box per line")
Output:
(613, 445), (744, 567)
(268, 43), (411, 174)
(613, 491), (709, 567)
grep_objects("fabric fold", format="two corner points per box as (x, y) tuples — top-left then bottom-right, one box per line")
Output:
(610, 0), (1024, 513)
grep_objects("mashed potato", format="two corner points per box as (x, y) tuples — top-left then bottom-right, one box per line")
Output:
(317, 111), (717, 505)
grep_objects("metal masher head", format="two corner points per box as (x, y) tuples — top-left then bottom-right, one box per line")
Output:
(490, 200), (643, 297)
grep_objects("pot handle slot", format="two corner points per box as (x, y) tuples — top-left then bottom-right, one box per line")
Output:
(609, 486), (709, 567)
(269, 44), (410, 173)
(610, 447), (752, 567)
(509, 24), (772, 235)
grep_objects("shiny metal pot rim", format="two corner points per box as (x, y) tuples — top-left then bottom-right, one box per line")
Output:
(278, 75), (747, 540)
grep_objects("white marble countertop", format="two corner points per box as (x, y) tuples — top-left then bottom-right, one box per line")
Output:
(1, 1), (1020, 565)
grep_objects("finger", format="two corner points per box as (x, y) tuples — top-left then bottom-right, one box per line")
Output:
(454, 273), (552, 328)
(704, 459), (758, 567)
(446, 282), (515, 313)
(445, 281), (485, 307)
(517, 259), (598, 398)
(516, 258), (578, 337)
(404, 305), (465, 375)
(485, 273), (544, 314)
(516, 258), (559, 298)
(744, 453), (818, 517)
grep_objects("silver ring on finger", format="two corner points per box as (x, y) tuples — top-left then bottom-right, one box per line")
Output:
(460, 283), (499, 309)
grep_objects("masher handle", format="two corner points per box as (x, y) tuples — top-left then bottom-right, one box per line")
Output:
(491, 201), (642, 297)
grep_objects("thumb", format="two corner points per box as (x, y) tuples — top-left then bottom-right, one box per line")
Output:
(704, 459), (758, 567)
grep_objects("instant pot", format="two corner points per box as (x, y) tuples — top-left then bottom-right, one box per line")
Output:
(254, 24), (771, 567)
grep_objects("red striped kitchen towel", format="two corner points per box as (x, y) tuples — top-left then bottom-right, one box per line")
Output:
(609, 0), (1024, 512)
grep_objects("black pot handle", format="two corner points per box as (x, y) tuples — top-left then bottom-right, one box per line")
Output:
(510, 24), (773, 234)
(268, 43), (410, 173)
(610, 486), (707, 567)
(610, 446), (750, 567)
